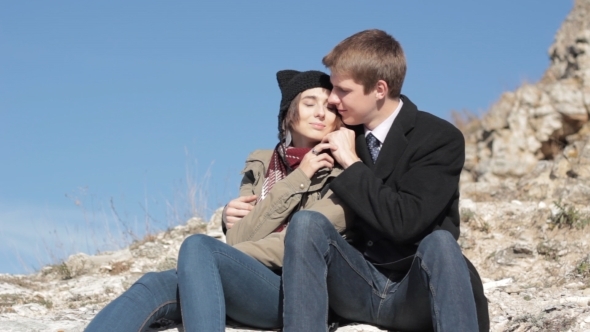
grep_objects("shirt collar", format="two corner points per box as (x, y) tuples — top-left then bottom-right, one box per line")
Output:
(364, 99), (403, 143)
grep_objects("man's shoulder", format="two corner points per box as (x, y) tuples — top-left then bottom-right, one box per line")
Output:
(399, 95), (462, 137)
(415, 110), (462, 136)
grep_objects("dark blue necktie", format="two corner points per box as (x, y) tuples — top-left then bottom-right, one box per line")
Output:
(366, 133), (380, 163)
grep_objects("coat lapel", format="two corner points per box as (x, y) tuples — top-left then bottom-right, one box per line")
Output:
(354, 125), (374, 169)
(373, 95), (417, 179)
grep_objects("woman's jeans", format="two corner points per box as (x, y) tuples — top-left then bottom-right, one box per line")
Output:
(282, 210), (478, 332)
(85, 234), (282, 332)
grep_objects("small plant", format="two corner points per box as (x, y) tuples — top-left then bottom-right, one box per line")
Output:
(56, 262), (73, 280)
(537, 242), (559, 260)
(478, 221), (491, 233)
(460, 208), (475, 223)
(34, 295), (53, 309)
(550, 201), (590, 229)
(575, 256), (590, 279)
(460, 208), (491, 233)
(109, 261), (131, 276)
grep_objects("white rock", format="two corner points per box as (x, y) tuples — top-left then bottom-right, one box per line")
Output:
(484, 278), (514, 291)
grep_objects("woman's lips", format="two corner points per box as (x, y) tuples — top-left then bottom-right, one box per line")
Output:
(310, 123), (326, 130)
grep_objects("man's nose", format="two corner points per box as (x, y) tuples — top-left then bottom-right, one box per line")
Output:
(328, 91), (339, 104)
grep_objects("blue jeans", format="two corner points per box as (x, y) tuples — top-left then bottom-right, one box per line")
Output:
(282, 210), (478, 332)
(85, 234), (282, 332)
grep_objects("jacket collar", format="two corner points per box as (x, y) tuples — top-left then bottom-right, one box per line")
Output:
(355, 95), (417, 179)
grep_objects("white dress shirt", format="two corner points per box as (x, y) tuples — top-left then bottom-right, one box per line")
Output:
(364, 99), (404, 152)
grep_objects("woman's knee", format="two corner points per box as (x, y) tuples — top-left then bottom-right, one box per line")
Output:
(179, 233), (216, 256)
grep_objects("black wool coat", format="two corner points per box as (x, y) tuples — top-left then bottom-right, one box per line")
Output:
(330, 95), (489, 332)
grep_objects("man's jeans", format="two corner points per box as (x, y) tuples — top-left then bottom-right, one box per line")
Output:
(85, 234), (282, 332)
(282, 210), (478, 332)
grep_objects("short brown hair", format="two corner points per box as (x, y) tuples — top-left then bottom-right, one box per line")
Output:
(323, 29), (406, 99)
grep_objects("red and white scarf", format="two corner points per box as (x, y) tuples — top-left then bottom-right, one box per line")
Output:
(258, 144), (310, 232)
(259, 143), (310, 202)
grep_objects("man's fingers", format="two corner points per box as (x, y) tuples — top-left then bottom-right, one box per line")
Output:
(227, 216), (240, 223)
(226, 207), (251, 217)
(238, 195), (257, 203)
(229, 201), (254, 211)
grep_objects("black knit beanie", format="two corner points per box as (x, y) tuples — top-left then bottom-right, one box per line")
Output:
(276, 69), (332, 141)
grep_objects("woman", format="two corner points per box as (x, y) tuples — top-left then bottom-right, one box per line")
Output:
(85, 69), (352, 332)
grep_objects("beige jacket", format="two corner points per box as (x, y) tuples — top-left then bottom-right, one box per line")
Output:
(225, 149), (354, 269)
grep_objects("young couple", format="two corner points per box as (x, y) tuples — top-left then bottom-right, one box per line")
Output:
(86, 29), (489, 332)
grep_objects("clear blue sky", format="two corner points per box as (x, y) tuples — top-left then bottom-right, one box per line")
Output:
(0, 1), (573, 274)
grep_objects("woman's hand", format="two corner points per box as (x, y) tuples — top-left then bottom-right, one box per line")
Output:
(223, 195), (257, 229)
(299, 143), (335, 179)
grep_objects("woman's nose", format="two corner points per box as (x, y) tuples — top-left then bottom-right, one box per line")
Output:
(315, 105), (325, 118)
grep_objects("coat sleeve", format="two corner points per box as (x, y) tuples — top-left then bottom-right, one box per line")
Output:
(226, 168), (310, 245)
(221, 156), (260, 232)
(232, 232), (286, 269)
(232, 187), (355, 269)
(330, 123), (465, 244)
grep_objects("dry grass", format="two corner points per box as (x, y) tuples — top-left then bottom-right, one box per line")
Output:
(109, 261), (131, 276)
(14, 155), (217, 275)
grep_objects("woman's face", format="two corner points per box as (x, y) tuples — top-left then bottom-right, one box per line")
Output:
(290, 87), (339, 148)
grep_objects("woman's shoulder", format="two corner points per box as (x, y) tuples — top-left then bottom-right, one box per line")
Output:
(244, 149), (273, 163)
(240, 150), (273, 175)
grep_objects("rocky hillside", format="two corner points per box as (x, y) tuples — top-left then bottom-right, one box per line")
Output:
(2, 1), (590, 331)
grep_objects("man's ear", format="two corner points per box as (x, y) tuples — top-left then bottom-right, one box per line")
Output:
(374, 80), (389, 100)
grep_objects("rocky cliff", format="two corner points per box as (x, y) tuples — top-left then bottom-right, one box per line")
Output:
(2, 1), (590, 331)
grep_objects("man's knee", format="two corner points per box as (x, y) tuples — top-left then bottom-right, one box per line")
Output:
(285, 210), (332, 246)
(288, 210), (331, 234)
(418, 230), (462, 261)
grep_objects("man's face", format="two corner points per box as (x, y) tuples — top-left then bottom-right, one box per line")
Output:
(328, 72), (377, 127)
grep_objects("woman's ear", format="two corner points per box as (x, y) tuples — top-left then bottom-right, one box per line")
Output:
(375, 80), (389, 100)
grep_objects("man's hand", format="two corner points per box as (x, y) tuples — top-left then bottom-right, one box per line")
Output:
(322, 127), (361, 168)
(299, 143), (335, 179)
(223, 195), (257, 229)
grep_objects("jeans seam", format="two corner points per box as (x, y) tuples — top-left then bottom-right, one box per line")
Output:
(323, 240), (330, 332)
(138, 300), (177, 332)
(328, 240), (384, 298)
(377, 276), (394, 317)
(212, 249), (224, 330)
(415, 252), (441, 331)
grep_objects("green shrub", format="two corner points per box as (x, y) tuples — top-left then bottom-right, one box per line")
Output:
(551, 201), (590, 229)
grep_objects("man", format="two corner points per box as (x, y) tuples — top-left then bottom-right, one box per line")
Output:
(282, 29), (489, 332)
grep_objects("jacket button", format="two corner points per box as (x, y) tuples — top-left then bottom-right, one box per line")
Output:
(300, 184), (304, 189)
(367, 241), (373, 246)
